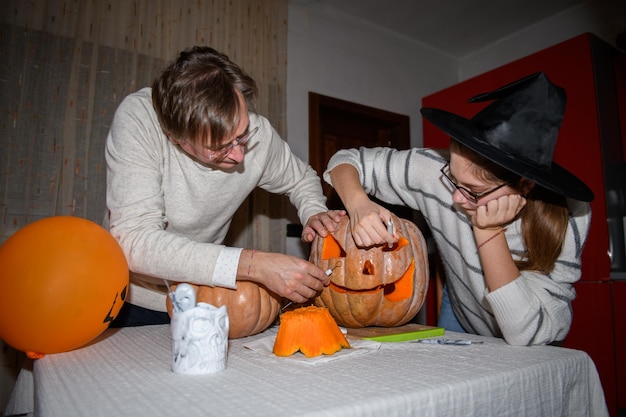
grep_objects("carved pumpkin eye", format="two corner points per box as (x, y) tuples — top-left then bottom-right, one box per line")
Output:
(321, 234), (409, 262)
(320, 234), (346, 260)
(382, 237), (410, 252)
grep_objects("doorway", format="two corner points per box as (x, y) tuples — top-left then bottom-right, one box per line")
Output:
(308, 92), (413, 220)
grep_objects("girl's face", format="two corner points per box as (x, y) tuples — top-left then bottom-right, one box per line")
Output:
(447, 152), (519, 214)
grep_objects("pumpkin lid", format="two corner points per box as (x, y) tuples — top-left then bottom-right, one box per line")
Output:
(273, 306), (350, 357)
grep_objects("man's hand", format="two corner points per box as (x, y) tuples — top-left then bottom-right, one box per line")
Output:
(301, 209), (346, 242)
(241, 250), (330, 303)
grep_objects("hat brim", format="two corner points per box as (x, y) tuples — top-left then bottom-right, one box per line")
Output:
(422, 108), (594, 202)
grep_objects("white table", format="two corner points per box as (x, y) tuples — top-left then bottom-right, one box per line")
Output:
(6, 324), (608, 417)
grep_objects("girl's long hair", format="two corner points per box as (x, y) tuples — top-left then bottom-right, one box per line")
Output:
(450, 140), (569, 273)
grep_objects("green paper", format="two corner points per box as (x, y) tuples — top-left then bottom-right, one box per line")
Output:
(360, 327), (445, 342)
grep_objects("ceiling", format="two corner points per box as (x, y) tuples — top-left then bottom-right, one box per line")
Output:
(313, 0), (588, 58)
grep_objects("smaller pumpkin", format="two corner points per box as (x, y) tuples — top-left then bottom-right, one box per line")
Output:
(273, 306), (350, 357)
(166, 282), (281, 339)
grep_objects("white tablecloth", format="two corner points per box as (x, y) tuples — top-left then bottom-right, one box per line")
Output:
(6, 324), (608, 417)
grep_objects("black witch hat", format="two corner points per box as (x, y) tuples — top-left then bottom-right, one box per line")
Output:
(421, 72), (594, 202)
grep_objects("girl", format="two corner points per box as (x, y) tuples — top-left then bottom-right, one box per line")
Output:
(324, 73), (593, 345)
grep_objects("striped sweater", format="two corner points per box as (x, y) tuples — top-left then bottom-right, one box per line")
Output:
(324, 147), (591, 346)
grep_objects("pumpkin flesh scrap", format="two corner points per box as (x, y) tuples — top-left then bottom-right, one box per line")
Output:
(273, 306), (350, 357)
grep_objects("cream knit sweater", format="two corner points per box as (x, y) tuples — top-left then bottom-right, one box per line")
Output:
(105, 88), (327, 312)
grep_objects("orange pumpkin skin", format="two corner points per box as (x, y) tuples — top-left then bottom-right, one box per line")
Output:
(166, 282), (280, 339)
(273, 306), (350, 357)
(310, 214), (429, 328)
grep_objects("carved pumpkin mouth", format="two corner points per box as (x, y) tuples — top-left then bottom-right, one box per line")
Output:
(328, 259), (415, 302)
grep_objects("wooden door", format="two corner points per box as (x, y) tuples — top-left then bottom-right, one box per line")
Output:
(308, 92), (412, 219)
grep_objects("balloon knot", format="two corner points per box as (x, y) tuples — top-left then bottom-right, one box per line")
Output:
(26, 351), (45, 359)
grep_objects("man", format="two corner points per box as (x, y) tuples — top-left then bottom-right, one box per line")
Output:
(106, 46), (344, 326)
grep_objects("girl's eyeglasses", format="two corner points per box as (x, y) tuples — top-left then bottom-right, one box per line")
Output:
(440, 163), (510, 204)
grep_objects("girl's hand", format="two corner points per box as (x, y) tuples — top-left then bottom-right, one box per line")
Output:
(471, 194), (526, 230)
(347, 199), (397, 248)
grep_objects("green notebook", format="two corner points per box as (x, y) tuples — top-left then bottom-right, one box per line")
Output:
(346, 323), (445, 342)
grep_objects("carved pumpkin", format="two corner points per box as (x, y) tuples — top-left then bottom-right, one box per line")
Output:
(166, 282), (280, 339)
(310, 214), (429, 328)
(273, 305), (350, 357)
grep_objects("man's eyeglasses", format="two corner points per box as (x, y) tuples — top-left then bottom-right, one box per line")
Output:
(208, 126), (259, 161)
(440, 163), (510, 204)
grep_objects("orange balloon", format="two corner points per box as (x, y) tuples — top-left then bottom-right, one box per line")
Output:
(0, 216), (128, 357)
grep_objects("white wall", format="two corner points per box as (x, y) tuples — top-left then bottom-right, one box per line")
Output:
(287, 0), (457, 157)
(460, 0), (623, 79)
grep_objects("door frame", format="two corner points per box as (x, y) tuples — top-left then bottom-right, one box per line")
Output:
(308, 92), (411, 179)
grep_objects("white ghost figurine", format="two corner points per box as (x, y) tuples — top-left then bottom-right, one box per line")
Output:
(170, 283), (229, 374)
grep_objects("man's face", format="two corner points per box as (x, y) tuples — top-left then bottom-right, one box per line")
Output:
(170, 92), (252, 169)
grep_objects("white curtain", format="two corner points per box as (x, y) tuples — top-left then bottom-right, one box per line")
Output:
(0, 0), (288, 252)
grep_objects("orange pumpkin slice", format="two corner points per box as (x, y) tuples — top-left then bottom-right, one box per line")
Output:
(273, 306), (351, 357)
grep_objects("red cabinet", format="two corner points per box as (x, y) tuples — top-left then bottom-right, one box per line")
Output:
(614, 281), (626, 411)
(422, 33), (624, 416)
